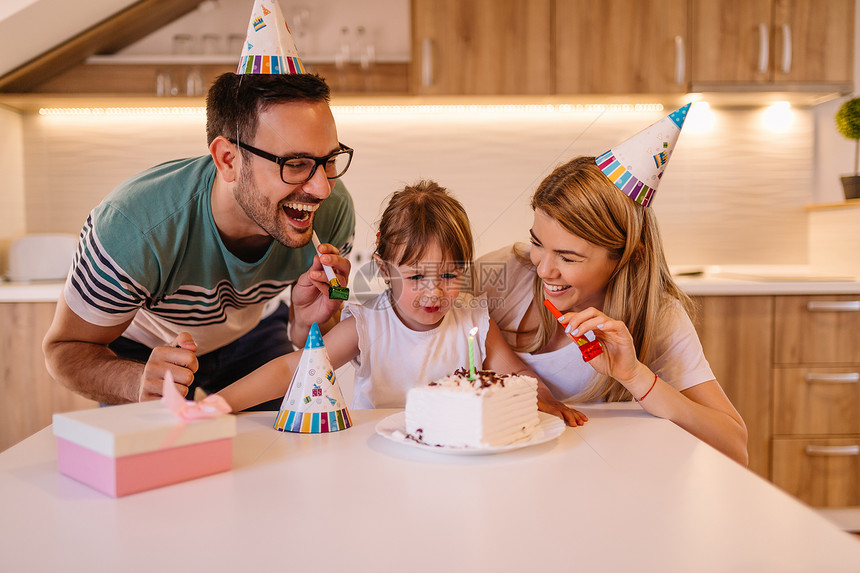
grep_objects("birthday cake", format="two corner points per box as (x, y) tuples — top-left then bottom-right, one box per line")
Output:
(404, 369), (540, 448)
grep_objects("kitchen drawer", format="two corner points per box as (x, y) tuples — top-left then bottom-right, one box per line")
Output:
(773, 367), (860, 435)
(772, 437), (860, 507)
(774, 296), (860, 365)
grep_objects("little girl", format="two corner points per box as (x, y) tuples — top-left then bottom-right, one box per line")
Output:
(217, 180), (586, 425)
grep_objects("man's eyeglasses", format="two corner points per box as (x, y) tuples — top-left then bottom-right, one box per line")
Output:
(228, 138), (354, 185)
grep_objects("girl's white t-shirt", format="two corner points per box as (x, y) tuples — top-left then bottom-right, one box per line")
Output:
(476, 245), (715, 401)
(341, 291), (490, 408)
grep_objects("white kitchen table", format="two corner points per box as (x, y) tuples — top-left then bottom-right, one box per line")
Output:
(1, 403), (858, 572)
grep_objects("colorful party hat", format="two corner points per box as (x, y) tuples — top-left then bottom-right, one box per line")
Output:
(237, 0), (306, 75)
(595, 103), (691, 207)
(274, 322), (352, 433)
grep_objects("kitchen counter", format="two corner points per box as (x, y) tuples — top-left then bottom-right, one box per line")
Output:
(0, 280), (64, 302)
(2, 268), (860, 302)
(671, 265), (860, 296)
(674, 275), (860, 296)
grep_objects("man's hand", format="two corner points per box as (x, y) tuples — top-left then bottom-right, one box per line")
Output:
(290, 242), (351, 344)
(138, 333), (198, 401)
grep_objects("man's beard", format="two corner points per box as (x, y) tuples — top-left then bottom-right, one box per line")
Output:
(233, 166), (314, 249)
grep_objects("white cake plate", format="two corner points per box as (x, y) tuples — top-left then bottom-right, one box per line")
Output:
(374, 411), (566, 456)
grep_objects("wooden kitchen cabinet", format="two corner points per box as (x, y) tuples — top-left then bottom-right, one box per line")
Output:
(772, 438), (860, 507)
(771, 295), (860, 507)
(770, 0), (854, 85)
(7, 0), (855, 97)
(0, 302), (95, 452)
(690, 0), (854, 89)
(555, 0), (689, 94)
(410, 0), (552, 95)
(773, 367), (860, 436)
(691, 295), (772, 478)
(774, 295), (860, 365)
(692, 293), (860, 509)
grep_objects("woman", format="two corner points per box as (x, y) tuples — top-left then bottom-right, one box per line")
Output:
(478, 156), (748, 465)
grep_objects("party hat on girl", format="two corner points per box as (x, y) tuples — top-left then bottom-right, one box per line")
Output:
(595, 103), (691, 207)
(274, 322), (352, 433)
(237, 0), (306, 75)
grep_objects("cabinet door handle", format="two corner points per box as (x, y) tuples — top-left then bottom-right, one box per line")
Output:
(780, 24), (792, 74)
(805, 445), (860, 456)
(674, 35), (685, 85)
(805, 372), (860, 384)
(421, 37), (434, 88)
(806, 301), (860, 312)
(757, 23), (769, 74)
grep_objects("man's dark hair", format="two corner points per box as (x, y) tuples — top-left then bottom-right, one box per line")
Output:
(205, 73), (331, 146)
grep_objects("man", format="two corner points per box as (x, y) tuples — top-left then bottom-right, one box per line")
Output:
(43, 71), (354, 409)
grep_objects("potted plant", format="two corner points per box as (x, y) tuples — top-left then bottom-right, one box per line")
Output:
(836, 96), (860, 200)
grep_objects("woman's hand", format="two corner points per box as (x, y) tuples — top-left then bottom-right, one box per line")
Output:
(558, 310), (749, 465)
(558, 307), (651, 395)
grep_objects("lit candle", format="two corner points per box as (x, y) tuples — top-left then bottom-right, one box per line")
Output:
(467, 326), (478, 380)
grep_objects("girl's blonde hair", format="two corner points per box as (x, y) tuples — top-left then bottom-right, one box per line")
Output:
(375, 180), (474, 279)
(521, 156), (693, 402)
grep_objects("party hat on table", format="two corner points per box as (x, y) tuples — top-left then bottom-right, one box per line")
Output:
(237, 0), (306, 75)
(595, 103), (691, 207)
(274, 322), (352, 433)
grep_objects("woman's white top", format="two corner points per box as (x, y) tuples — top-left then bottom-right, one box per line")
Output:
(476, 245), (715, 401)
(342, 291), (490, 408)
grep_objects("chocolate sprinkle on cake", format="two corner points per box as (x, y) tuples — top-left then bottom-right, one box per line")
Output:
(452, 367), (508, 388)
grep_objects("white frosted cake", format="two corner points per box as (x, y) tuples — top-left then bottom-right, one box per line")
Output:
(404, 369), (540, 448)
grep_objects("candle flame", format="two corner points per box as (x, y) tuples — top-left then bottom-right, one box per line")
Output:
(469, 326), (478, 337)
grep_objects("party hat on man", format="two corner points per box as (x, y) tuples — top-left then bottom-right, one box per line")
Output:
(274, 322), (352, 433)
(237, 0), (306, 75)
(594, 103), (691, 207)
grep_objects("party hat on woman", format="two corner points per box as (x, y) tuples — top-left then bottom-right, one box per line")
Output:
(595, 103), (691, 207)
(237, 0), (306, 75)
(274, 323), (352, 433)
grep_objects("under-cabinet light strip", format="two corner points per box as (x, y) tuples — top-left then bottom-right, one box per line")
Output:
(333, 103), (665, 114)
(38, 107), (207, 116)
(37, 103), (666, 117)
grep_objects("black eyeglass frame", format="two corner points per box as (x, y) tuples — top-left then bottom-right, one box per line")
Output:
(227, 137), (354, 184)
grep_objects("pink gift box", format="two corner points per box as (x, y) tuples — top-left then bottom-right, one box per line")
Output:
(53, 400), (236, 497)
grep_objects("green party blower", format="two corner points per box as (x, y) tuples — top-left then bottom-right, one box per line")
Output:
(311, 231), (349, 301)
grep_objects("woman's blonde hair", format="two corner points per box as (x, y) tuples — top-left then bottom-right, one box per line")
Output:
(375, 180), (474, 281)
(521, 156), (693, 402)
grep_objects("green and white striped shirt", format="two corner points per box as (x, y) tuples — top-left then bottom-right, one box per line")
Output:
(65, 155), (354, 354)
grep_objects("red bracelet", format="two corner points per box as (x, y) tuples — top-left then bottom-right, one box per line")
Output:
(636, 373), (658, 402)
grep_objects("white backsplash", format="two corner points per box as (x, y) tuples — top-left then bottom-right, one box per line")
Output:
(20, 104), (816, 267)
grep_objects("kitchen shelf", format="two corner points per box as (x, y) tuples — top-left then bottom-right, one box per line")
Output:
(805, 198), (860, 211)
(85, 55), (411, 65)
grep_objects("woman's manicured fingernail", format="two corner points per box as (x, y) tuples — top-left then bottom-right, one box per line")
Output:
(597, 323), (604, 329)
(557, 316), (564, 323)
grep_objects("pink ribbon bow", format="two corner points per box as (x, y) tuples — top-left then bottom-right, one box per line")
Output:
(161, 371), (232, 421)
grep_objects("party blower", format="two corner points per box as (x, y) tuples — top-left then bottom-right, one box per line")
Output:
(311, 231), (349, 301)
(543, 299), (603, 362)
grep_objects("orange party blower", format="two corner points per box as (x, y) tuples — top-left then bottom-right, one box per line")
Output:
(543, 299), (603, 362)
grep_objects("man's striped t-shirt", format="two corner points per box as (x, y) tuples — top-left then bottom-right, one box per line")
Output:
(64, 155), (354, 355)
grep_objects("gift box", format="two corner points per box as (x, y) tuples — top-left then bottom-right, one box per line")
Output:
(53, 400), (236, 497)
